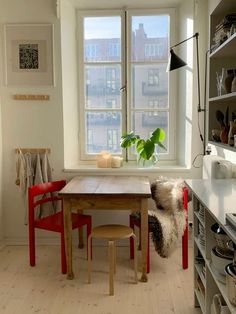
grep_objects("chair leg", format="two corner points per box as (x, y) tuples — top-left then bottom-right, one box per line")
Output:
(88, 234), (92, 283)
(86, 219), (92, 260)
(182, 187), (188, 270)
(29, 225), (36, 267)
(131, 234), (138, 283)
(78, 226), (84, 249)
(108, 241), (115, 296)
(129, 215), (135, 259)
(61, 232), (67, 274)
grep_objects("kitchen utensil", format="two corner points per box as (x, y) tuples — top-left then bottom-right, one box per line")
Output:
(211, 223), (233, 253)
(211, 294), (230, 314)
(225, 264), (236, 306)
(216, 110), (225, 127)
(215, 160), (233, 179)
(211, 247), (232, 275)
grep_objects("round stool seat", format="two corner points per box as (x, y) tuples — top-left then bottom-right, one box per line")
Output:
(91, 224), (134, 240)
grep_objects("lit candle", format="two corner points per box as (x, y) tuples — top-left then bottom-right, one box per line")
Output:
(96, 151), (112, 168)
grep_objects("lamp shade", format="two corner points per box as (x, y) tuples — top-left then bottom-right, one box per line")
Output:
(166, 49), (187, 72)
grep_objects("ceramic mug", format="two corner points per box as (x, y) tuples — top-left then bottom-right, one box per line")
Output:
(211, 294), (230, 314)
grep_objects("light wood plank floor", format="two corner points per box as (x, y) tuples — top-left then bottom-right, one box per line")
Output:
(0, 245), (201, 314)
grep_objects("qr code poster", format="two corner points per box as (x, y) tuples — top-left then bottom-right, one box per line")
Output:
(4, 24), (54, 86)
(19, 44), (39, 69)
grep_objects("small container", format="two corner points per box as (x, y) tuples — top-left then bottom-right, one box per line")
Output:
(225, 264), (236, 306)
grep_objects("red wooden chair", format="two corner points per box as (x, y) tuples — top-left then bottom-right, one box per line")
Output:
(28, 180), (92, 274)
(129, 186), (188, 273)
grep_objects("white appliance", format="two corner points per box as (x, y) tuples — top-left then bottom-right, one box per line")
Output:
(203, 155), (233, 179)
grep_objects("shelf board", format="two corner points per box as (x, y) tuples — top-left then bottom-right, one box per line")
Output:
(211, 0), (236, 16)
(195, 263), (206, 289)
(194, 288), (206, 314)
(194, 211), (205, 226)
(208, 141), (236, 152)
(209, 92), (236, 103)
(195, 236), (206, 259)
(210, 33), (236, 58)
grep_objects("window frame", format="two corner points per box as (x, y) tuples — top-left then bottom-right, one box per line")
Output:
(77, 8), (176, 162)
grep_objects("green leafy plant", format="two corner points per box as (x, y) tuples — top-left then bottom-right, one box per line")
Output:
(120, 127), (166, 165)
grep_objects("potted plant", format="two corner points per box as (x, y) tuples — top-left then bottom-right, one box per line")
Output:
(120, 127), (166, 166)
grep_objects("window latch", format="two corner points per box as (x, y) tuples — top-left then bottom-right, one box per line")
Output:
(120, 85), (126, 92)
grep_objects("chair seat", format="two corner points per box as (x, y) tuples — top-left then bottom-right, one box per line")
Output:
(34, 212), (91, 232)
(91, 224), (134, 240)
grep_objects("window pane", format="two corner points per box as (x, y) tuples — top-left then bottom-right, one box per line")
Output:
(131, 111), (168, 153)
(84, 16), (121, 62)
(85, 65), (121, 109)
(86, 112), (121, 153)
(131, 15), (169, 62)
(132, 64), (168, 109)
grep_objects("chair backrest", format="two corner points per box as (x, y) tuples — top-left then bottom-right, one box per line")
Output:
(28, 180), (66, 211)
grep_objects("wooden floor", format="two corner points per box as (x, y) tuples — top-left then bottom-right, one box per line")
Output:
(0, 245), (201, 314)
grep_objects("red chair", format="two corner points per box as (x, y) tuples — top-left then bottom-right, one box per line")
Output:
(129, 187), (188, 273)
(28, 180), (92, 274)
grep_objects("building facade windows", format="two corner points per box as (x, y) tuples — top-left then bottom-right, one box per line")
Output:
(148, 69), (159, 86)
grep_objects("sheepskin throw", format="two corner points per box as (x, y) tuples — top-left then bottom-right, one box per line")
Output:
(150, 177), (187, 257)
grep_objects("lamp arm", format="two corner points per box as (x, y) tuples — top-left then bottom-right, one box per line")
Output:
(170, 32), (199, 49)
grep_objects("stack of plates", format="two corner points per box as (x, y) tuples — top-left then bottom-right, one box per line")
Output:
(199, 223), (205, 248)
(199, 204), (205, 222)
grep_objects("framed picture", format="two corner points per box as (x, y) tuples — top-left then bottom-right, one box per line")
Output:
(4, 24), (54, 86)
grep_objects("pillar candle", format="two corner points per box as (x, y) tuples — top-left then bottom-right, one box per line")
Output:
(96, 151), (112, 168)
(111, 156), (123, 168)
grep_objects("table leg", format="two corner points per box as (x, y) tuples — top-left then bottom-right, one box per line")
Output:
(63, 198), (74, 279)
(140, 199), (148, 282)
(77, 210), (84, 248)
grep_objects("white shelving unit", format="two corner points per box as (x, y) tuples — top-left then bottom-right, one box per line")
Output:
(208, 0), (236, 151)
(185, 179), (236, 314)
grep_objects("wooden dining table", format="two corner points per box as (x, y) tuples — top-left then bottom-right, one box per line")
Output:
(59, 175), (151, 282)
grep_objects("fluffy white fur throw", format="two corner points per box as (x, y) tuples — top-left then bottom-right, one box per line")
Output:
(149, 177), (187, 257)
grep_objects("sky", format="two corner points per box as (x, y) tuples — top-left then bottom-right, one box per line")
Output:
(84, 15), (169, 39)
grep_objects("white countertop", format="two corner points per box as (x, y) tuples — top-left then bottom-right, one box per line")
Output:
(185, 179), (236, 225)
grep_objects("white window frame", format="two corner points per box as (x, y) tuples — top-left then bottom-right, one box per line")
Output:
(77, 8), (176, 161)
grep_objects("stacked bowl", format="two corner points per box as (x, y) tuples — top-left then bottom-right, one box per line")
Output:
(210, 223), (233, 277)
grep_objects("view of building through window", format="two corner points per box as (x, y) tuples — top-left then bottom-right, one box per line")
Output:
(81, 13), (170, 158)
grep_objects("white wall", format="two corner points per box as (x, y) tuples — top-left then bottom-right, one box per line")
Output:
(0, 0), (206, 245)
(0, 0), (65, 244)
(60, 0), (79, 168)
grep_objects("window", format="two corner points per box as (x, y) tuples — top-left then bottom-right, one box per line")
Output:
(108, 43), (120, 57)
(78, 9), (175, 161)
(148, 69), (159, 86)
(107, 129), (119, 151)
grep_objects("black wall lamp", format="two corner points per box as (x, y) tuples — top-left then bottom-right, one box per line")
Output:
(166, 32), (206, 155)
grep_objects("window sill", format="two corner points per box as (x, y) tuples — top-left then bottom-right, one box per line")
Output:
(63, 162), (191, 174)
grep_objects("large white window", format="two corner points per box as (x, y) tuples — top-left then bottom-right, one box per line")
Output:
(78, 9), (176, 161)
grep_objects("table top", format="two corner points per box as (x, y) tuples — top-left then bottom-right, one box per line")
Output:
(59, 175), (151, 198)
(185, 179), (236, 225)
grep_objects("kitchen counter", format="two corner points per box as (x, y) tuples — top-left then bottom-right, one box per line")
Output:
(185, 179), (236, 226)
(186, 178), (236, 313)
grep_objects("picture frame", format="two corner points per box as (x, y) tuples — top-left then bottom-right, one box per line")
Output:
(4, 24), (54, 86)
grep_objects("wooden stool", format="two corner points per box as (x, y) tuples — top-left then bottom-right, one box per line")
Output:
(88, 224), (138, 296)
